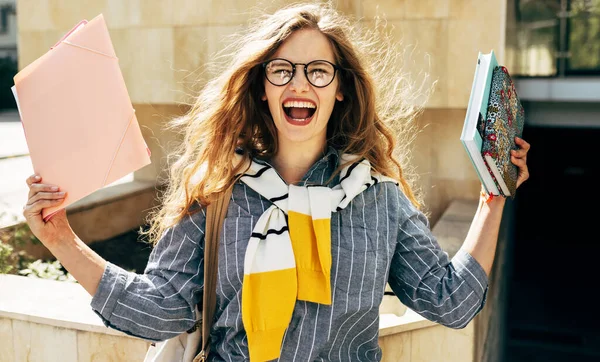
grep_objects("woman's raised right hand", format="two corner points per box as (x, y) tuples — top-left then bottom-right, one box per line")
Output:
(23, 174), (74, 246)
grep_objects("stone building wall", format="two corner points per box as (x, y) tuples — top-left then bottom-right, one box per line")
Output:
(16, 0), (507, 223)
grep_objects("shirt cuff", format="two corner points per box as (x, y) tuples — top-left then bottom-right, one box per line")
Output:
(451, 249), (489, 301)
(90, 261), (128, 322)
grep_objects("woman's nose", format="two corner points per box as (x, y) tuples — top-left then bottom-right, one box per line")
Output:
(289, 67), (309, 93)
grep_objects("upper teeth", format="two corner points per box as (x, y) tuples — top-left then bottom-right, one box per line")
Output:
(283, 101), (316, 108)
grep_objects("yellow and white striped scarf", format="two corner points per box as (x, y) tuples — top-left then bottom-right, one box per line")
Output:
(238, 154), (397, 361)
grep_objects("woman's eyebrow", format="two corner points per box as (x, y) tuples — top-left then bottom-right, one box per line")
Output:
(272, 57), (336, 63)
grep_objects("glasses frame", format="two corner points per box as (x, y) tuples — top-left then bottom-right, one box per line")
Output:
(262, 58), (340, 88)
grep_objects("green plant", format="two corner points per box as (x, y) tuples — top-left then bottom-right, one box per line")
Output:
(0, 215), (64, 280)
(7, 222), (41, 247)
(0, 208), (42, 249)
(0, 241), (14, 273)
(0, 209), (43, 273)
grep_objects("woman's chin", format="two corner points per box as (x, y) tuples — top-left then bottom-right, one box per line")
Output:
(276, 125), (326, 146)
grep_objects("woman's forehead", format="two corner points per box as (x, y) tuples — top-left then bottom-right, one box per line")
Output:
(273, 29), (336, 63)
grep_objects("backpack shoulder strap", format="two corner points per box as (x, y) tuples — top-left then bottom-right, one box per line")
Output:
(197, 184), (233, 360)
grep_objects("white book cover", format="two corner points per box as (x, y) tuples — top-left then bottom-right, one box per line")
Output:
(460, 50), (501, 196)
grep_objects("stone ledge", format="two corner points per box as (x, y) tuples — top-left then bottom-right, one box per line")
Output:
(432, 198), (478, 259)
(379, 308), (438, 337)
(67, 180), (159, 245)
(67, 180), (156, 214)
(0, 274), (137, 339)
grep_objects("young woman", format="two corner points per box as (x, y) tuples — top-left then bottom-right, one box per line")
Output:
(22, 3), (530, 361)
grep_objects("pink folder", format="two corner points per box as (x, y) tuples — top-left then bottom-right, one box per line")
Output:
(13, 14), (152, 221)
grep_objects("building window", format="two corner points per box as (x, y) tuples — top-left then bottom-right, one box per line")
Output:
(512, 0), (600, 77)
(567, 0), (600, 74)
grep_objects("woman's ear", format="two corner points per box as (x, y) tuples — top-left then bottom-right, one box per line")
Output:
(261, 94), (267, 101)
(336, 91), (344, 102)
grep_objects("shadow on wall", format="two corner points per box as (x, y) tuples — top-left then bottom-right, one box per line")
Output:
(89, 225), (153, 274)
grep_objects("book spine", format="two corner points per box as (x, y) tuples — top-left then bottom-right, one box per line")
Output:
(461, 140), (489, 194)
(462, 135), (501, 196)
(472, 130), (501, 195)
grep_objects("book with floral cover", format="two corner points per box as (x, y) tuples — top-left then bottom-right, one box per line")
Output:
(482, 65), (525, 198)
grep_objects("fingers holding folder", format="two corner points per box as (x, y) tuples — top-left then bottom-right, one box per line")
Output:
(13, 14), (152, 222)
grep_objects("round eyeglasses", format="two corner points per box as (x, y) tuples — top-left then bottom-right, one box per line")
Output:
(262, 58), (339, 88)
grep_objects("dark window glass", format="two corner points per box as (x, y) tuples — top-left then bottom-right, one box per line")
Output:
(567, 0), (600, 74)
(512, 0), (561, 76)
(511, 0), (600, 76)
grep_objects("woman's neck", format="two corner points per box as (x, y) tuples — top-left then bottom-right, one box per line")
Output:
(270, 140), (327, 185)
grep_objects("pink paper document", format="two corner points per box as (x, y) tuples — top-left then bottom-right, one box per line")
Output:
(13, 14), (152, 221)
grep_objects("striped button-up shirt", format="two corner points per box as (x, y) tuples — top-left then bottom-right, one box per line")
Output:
(90, 147), (489, 361)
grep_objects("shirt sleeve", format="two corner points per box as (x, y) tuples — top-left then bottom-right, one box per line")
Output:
(387, 188), (489, 329)
(90, 208), (206, 341)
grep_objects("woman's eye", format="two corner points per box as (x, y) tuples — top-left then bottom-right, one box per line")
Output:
(310, 70), (327, 81)
(309, 68), (329, 76)
(272, 69), (292, 76)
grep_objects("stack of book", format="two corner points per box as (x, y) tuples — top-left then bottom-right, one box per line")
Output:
(460, 50), (525, 198)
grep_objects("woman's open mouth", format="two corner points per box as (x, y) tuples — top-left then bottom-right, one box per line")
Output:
(282, 99), (317, 126)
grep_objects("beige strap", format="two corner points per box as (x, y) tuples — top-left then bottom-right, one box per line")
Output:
(194, 186), (233, 362)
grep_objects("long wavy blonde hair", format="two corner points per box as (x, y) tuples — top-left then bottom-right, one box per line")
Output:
(143, 2), (430, 245)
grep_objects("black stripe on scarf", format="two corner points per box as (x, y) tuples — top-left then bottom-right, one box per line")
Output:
(338, 172), (376, 207)
(338, 158), (366, 185)
(251, 226), (289, 240)
(242, 165), (271, 179)
(365, 176), (379, 189)
(270, 194), (289, 203)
